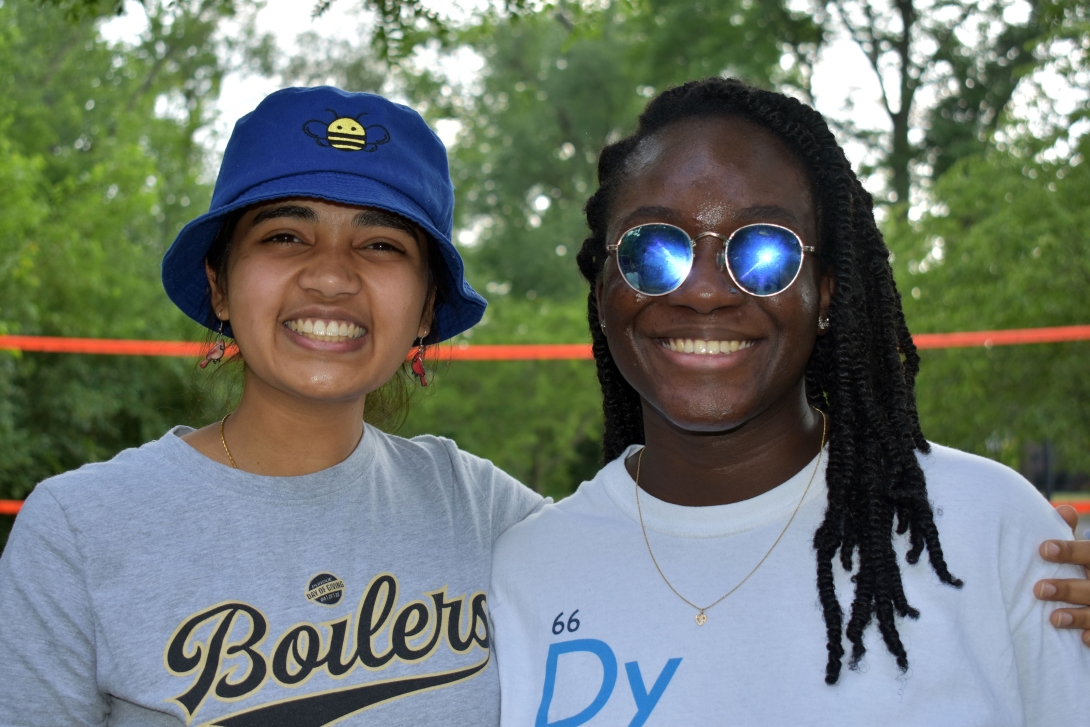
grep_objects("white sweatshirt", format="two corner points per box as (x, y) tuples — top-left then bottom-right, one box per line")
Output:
(491, 443), (1090, 726)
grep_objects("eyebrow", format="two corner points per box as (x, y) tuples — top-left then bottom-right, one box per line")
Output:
(616, 206), (685, 230)
(734, 204), (802, 227)
(248, 205), (420, 239)
(351, 209), (420, 239)
(616, 203), (802, 232)
(251, 205), (318, 226)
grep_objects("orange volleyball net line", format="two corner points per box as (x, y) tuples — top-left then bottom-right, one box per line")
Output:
(0, 336), (598, 361)
(1, 324), (1090, 360)
(1, 499), (1086, 518)
(1, 324), (1090, 517)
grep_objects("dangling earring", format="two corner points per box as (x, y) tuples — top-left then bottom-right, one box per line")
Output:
(200, 319), (228, 369)
(599, 319), (606, 334)
(410, 337), (429, 387)
(818, 315), (830, 331)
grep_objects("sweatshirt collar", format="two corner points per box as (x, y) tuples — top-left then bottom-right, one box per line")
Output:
(599, 444), (829, 539)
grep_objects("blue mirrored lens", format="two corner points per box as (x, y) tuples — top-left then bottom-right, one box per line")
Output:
(616, 224), (693, 295)
(726, 225), (804, 296)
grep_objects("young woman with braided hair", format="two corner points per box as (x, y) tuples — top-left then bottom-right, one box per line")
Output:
(489, 77), (1090, 724)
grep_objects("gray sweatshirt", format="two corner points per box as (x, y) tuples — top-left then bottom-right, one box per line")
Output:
(0, 426), (543, 726)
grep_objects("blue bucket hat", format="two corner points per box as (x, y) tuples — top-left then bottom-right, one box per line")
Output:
(162, 86), (485, 343)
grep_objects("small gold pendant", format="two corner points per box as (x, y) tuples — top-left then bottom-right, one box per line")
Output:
(695, 612), (707, 626)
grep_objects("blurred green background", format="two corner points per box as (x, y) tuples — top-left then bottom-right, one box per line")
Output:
(2, 0), (1089, 548)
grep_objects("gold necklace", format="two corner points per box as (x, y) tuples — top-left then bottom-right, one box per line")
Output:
(634, 409), (827, 626)
(219, 413), (239, 469)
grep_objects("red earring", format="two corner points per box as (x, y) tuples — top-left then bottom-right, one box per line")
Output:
(200, 319), (228, 369)
(410, 340), (429, 387)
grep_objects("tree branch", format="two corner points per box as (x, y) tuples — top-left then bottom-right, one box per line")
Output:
(832, 1), (895, 118)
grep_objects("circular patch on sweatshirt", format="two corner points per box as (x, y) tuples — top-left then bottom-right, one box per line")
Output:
(305, 573), (345, 606)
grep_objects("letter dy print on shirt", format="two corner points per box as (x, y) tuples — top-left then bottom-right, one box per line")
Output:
(533, 637), (682, 727)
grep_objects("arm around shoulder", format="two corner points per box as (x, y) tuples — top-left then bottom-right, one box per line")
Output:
(0, 483), (108, 726)
(435, 437), (546, 544)
(944, 451), (1090, 723)
(1034, 505), (1090, 647)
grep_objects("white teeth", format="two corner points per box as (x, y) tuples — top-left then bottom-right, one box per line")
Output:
(663, 338), (754, 355)
(285, 318), (365, 342)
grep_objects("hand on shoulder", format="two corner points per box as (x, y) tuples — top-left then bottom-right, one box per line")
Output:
(1035, 505), (1090, 647)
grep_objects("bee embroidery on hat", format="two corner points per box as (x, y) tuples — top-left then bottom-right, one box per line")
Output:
(303, 109), (391, 152)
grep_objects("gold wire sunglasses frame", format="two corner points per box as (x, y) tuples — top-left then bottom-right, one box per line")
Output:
(606, 222), (817, 297)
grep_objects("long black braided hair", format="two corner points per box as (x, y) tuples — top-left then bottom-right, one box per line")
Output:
(575, 77), (963, 685)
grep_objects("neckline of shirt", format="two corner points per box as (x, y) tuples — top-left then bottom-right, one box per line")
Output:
(598, 444), (829, 539)
(161, 424), (377, 502)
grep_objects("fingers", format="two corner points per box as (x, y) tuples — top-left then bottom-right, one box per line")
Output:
(1056, 504), (1079, 534)
(1036, 580), (1090, 647)
(1046, 608), (1090, 646)
(1036, 578), (1090, 606)
(1035, 515), (1090, 646)
(1039, 538), (1090, 568)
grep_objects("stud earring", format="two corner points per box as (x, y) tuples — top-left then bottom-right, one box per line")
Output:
(599, 320), (606, 333)
(200, 319), (228, 369)
(411, 334), (429, 387)
(818, 316), (830, 331)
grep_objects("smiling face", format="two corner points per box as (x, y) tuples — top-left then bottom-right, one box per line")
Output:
(207, 198), (433, 405)
(597, 116), (833, 434)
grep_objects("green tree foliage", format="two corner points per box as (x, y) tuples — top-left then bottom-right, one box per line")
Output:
(34, 0), (535, 60)
(0, 0), (250, 517)
(3, 0), (1087, 538)
(433, 2), (817, 299)
(885, 135), (1090, 474)
(276, 0), (1088, 494)
(400, 299), (602, 498)
(821, 0), (1056, 207)
(385, 2), (822, 491)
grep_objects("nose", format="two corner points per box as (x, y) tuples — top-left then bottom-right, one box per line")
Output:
(667, 235), (744, 313)
(297, 245), (362, 299)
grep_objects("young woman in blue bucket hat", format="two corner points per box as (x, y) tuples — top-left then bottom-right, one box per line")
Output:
(0, 84), (1087, 726)
(0, 87), (543, 726)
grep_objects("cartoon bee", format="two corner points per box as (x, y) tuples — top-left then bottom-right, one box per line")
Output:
(303, 109), (391, 152)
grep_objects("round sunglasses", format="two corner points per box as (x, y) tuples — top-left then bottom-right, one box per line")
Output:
(606, 222), (815, 297)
